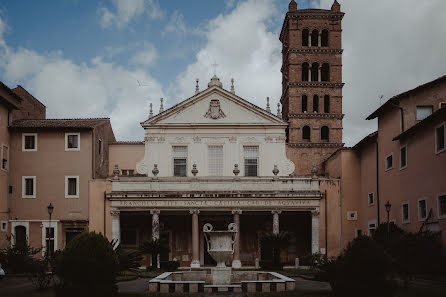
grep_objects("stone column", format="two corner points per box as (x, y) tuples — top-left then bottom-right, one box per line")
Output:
(190, 209), (200, 268)
(150, 210), (160, 240)
(272, 210), (281, 234)
(311, 210), (320, 254)
(111, 208), (120, 247)
(318, 34), (321, 47)
(150, 210), (161, 268)
(308, 68), (312, 82)
(232, 209), (242, 268)
(318, 67), (321, 82)
(308, 35), (311, 47)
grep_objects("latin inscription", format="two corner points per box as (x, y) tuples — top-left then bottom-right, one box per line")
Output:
(112, 199), (318, 209)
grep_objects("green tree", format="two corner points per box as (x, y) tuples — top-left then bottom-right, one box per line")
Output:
(55, 232), (119, 297)
(139, 238), (170, 269)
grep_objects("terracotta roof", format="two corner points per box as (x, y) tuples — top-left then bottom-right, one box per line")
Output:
(9, 118), (111, 130)
(392, 107), (446, 141)
(12, 85), (46, 107)
(352, 131), (378, 150)
(366, 74), (446, 120)
(0, 82), (20, 110)
(110, 141), (144, 145)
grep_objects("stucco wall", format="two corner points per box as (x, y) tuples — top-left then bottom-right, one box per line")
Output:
(109, 144), (144, 176)
(8, 130), (93, 221)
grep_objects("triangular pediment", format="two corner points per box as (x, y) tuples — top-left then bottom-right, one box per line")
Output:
(142, 86), (286, 127)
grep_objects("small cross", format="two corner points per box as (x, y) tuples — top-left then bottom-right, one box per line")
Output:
(211, 61), (218, 76)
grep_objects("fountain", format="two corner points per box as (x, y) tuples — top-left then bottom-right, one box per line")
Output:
(203, 223), (237, 285)
(148, 222), (296, 293)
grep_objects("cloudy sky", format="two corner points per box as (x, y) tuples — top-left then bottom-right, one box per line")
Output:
(0, 0), (445, 145)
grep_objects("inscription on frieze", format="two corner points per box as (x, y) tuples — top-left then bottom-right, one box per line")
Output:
(111, 199), (319, 209)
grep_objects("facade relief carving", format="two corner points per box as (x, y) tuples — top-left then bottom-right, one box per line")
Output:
(204, 99), (226, 119)
(136, 159), (148, 175)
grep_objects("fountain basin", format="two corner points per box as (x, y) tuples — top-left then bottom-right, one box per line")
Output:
(148, 270), (296, 293)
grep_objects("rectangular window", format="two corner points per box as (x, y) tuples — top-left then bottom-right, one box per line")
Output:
(173, 146), (187, 177)
(208, 145), (223, 176)
(440, 102), (446, 109)
(121, 169), (134, 176)
(385, 153), (393, 171)
(368, 222), (376, 236)
(1, 144), (8, 171)
(65, 133), (80, 151)
(22, 176), (36, 198)
(22, 133), (37, 151)
(368, 192), (374, 206)
(45, 227), (55, 257)
(435, 123), (445, 154)
(418, 199), (427, 220)
(400, 145), (407, 169)
(244, 146), (259, 176)
(355, 229), (362, 237)
(402, 202), (410, 223)
(416, 106), (432, 120)
(65, 176), (79, 198)
(438, 194), (446, 219)
(1, 221), (7, 232)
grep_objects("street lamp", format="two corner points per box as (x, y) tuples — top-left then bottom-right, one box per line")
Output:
(385, 201), (392, 234)
(47, 203), (54, 258)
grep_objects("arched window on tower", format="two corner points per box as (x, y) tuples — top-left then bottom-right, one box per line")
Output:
(324, 95), (330, 113)
(302, 95), (308, 112)
(311, 62), (319, 82)
(302, 29), (309, 46)
(303, 126), (311, 140)
(321, 29), (329, 47)
(311, 29), (319, 47)
(321, 126), (329, 140)
(321, 63), (330, 81)
(313, 95), (319, 113)
(302, 63), (309, 81)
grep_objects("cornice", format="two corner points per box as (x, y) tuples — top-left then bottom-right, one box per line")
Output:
(288, 82), (344, 88)
(287, 48), (343, 54)
(287, 142), (344, 148)
(289, 113), (344, 119)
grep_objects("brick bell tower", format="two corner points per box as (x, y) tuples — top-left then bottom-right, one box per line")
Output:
(280, 0), (344, 175)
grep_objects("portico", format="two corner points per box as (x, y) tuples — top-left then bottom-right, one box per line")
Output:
(107, 175), (322, 268)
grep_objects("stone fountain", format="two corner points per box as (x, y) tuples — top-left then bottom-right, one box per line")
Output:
(148, 222), (296, 293)
(203, 223), (237, 285)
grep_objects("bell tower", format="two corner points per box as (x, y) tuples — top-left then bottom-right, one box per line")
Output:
(280, 0), (344, 175)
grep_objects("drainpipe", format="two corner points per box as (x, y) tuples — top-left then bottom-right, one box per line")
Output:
(390, 102), (405, 132)
(103, 191), (106, 234)
(339, 180), (343, 251)
(324, 190), (328, 258)
(375, 140), (380, 224)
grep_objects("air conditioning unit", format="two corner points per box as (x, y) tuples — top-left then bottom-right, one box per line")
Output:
(347, 211), (358, 221)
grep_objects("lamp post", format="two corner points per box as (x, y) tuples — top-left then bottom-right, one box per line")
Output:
(385, 201), (392, 234)
(47, 203), (54, 258)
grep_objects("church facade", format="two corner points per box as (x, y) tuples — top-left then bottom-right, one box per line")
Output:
(1, 0), (444, 269)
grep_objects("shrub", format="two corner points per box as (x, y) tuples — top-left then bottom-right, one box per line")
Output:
(111, 239), (142, 273)
(140, 238), (170, 269)
(0, 239), (41, 274)
(55, 232), (119, 297)
(27, 256), (53, 289)
(321, 236), (395, 297)
(259, 232), (292, 270)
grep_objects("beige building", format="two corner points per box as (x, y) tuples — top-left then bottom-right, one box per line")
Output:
(0, 0), (444, 267)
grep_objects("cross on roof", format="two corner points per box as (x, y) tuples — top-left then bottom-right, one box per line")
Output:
(211, 61), (218, 76)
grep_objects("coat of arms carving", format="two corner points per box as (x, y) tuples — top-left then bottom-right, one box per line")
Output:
(204, 99), (226, 119)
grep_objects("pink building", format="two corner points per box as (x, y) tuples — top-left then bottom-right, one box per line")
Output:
(325, 75), (446, 247)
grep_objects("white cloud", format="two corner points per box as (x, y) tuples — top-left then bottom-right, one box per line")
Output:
(129, 42), (158, 67)
(172, 0), (282, 113)
(99, 0), (164, 29)
(163, 11), (186, 36)
(0, 18), (165, 140)
(316, 0), (446, 145)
